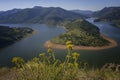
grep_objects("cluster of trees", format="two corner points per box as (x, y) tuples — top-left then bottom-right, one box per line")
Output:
(0, 26), (33, 48)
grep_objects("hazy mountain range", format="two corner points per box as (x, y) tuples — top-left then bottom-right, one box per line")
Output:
(70, 10), (93, 17)
(93, 7), (120, 27)
(93, 7), (120, 20)
(0, 6), (87, 25)
(0, 6), (120, 26)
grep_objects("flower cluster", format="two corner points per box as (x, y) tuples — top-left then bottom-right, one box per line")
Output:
(47, 44), (55, 61)
(72, 52), (80, 59)
(12, 57), (24, 67)
(66, 41), (74, 50)
(47, 48), (53, 53)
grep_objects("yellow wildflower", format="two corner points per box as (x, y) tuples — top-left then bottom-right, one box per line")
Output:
(12, 57), (24, 64)
(67, 44), (74, 50)
(68, 63), (73, 67)
(39, 53), (45, 57)
(47, 48), (53, 53)
(32, 57), (40, 62)
(72, 52), (80, 59)
(74, 62), (79, 68)
(66, 41), (72, 45)
(66, 55), (71, 58)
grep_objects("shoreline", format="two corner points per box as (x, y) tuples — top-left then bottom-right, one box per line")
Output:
(44, 35), (117, 50)
(25, 29), (37, 37)
(0, 29), (37, 49)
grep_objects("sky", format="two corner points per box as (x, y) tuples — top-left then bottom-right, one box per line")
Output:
(0, 0), (120, 11)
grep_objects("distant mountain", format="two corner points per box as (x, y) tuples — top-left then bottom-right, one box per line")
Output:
(93, 7), (120, 28)
(0, 9), (21, 16)
(0, 6), (87, 25)
(71, 10), (93, 17)
(93, 7), (120, 20)
(0, 11), (3, 15)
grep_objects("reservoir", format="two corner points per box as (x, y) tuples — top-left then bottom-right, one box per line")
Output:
(0, 18), (120, 67)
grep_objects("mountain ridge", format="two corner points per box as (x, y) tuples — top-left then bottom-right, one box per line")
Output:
(70, 9), (93, 17)
(93, 7), (120, 27)
(0, 6), (87, 25)
(93, 7), (120, 19)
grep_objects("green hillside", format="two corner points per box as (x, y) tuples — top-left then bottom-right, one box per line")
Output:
(0, 6), (86, 25)
(51, 19), (109, 46)
(0, 26), (33, 48)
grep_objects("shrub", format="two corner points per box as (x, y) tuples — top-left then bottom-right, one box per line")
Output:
(12, 41), (120, 80)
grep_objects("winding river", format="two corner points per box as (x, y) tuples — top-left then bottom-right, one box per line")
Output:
(0, 18), (120, 67)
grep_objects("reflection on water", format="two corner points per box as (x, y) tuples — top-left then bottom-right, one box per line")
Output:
(0, 24), (66, 67)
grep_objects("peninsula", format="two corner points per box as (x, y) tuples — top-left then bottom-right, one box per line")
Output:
(45, 19), (117, 50)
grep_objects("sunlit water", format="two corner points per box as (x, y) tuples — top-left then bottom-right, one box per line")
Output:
(0, 18), (120, 67)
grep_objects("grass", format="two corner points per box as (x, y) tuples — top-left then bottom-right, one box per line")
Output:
(0, 67), (10, 77)
(10, 41), (120, 80)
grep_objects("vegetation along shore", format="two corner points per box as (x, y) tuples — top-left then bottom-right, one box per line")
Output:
(0, 25), (34, 48)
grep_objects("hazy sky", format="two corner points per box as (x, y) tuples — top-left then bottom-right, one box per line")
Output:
(0, 0), (120, 11)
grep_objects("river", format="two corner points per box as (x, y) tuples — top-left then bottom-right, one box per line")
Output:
(0, 18), (120, 67)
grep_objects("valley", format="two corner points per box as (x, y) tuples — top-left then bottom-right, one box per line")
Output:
(0, 4), (120, 80)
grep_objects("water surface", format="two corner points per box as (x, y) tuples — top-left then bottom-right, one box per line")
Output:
(0, 19), (120, 67)
(0, 24), (66, 67)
